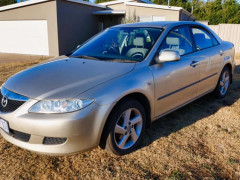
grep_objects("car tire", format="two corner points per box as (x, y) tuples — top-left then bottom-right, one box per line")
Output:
(105, 99), (146, 156)
(213, 66), (231, 98)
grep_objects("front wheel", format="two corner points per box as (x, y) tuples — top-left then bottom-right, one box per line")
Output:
(213, 67), (231, 98)
(105, 99), (146, 155)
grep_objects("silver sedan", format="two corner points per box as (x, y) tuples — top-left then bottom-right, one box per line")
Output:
(0, 21), (235, 155)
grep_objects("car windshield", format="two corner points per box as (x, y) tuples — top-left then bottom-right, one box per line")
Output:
(71, 27), (163, 62)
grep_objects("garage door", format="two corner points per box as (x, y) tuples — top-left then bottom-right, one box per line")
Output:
(0, 20), (49, 55)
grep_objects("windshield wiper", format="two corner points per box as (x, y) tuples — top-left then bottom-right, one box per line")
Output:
(108, 59), (139, 63)
(71, 55), (100, 60)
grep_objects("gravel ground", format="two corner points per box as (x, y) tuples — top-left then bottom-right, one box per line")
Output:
(0, 55), (239, 179)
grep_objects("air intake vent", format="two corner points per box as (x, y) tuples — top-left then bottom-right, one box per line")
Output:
(43, 137), (67, 145)
(10, 129), (31, 142)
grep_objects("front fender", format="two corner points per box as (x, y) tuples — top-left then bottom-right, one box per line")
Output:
(76, 65), (155, 145)
(78, 64), (155, 109)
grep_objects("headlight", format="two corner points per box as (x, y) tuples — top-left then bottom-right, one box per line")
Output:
(29, 99), (94, 114)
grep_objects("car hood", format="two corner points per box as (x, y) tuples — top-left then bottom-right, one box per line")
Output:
(3, 57), (135, 100)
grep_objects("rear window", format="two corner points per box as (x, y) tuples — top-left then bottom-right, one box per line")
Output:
(191, 27), (216, 50)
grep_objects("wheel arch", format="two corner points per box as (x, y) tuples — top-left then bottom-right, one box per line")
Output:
(223, 63), (233, 84)
(99, 92), (152, 149)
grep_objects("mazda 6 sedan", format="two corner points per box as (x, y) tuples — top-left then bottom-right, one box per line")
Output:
(0, 21), (235, 155)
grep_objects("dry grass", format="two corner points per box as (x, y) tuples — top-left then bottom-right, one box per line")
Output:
(0, 56), (239, 179)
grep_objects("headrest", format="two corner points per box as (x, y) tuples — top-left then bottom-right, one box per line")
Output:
(135, 33), (145, 38)
(166, 37), (179, 46)
(133, 37), (144, 47)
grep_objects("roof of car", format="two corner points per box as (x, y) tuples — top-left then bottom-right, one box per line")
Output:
(113, 21), (203, 29)
(111, 21), (223, 43)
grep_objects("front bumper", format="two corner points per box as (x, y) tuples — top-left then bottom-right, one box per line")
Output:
(0, 99), (112, 155)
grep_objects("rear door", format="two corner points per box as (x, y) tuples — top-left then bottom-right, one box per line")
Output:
(150, 25), (201, 117)
(190, 26), (223, 96)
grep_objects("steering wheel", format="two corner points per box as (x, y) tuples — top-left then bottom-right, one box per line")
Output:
(104, 45), (119, 55)
(131, 52), (144, 59)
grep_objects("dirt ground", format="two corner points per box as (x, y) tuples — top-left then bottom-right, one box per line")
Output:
(0, 54), (239, 179)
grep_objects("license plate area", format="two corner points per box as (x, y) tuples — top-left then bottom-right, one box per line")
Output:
(0, 118), (10, 134)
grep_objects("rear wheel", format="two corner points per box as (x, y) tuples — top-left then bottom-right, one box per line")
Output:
(105, 99), (146, 155)
(214, 67), (230, 98)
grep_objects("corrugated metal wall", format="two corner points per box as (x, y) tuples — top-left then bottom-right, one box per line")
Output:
(208, 24), (240, 53)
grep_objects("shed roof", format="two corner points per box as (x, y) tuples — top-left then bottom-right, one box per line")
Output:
(100, 0), (195, 19)
(125, 2), (193, 17)
(100, 0), (153, 5)
(0, 0), (105, 12)
(92, 10), (125, 15)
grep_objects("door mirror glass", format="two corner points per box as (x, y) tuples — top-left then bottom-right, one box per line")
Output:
(156, 50), (180, 63)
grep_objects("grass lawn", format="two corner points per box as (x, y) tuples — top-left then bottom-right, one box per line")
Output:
(0, 56), (239, 179)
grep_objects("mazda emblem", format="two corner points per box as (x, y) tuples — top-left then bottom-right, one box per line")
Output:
(1, 96), (8, 108)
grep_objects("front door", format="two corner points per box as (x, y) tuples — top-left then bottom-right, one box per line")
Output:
(150, 25), (201, 117)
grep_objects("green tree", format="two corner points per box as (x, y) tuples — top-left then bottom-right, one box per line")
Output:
(95, 0), (114, 3)
(192, 0), (206, 20)
(154, 0), (240, 24)
(153, 0), (168, 5)
(0, 0), (15, 6)
(183, 2), (192, 13)
(222, 0), (240, 23)
(205, 0), (223, 24)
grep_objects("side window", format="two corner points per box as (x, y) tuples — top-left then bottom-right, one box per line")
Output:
(211, 34), (219, 46)
(191, 27), (216, 50)
(159, 26), (193, 56)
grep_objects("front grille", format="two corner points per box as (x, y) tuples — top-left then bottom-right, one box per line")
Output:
(43, 137), (67, 145)
(0, 92), (25, 112)
(0, 87), (28, 113)
(10, 129), (31, 142)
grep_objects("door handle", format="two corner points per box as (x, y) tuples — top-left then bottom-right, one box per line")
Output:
(190, 61), (199, 68)
(219, 50), (224, 56)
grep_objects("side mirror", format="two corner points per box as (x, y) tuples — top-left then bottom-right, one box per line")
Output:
(156, 50), (180, 63)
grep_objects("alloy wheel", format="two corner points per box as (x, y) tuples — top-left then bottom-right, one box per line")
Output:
(113, 108), (143, 150)
(219, 71), (230, 96)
